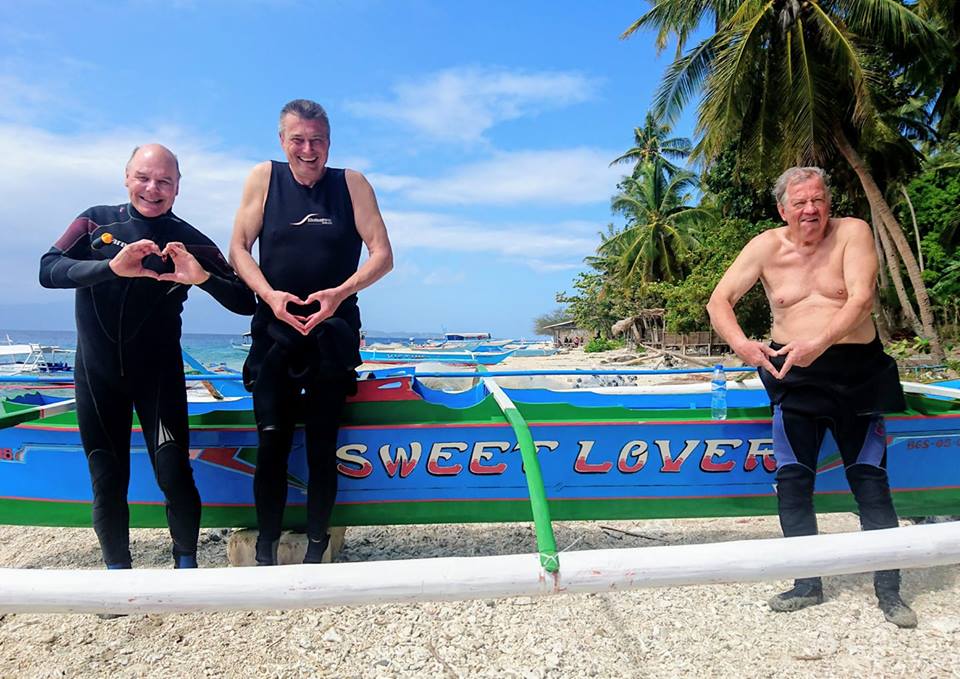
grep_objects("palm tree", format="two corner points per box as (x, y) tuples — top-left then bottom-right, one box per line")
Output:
(609, 112), (692, 178)
(600, 163), (714, 283)
(624, 0), (946, 359)
(914, 0), (960, 137)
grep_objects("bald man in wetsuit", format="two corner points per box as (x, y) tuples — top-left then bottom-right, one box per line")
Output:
(40, 144), (255, 570)
(230, 99), (393, 566)
(707, 166), (916, 628)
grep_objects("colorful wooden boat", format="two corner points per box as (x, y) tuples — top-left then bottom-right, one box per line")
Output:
(2, 370), (959, 531)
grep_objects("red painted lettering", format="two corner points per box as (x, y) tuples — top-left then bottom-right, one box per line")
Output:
(379, 442), (422, 478)
(656, 439), (699, 473)
(617, 440), (648, 473)
(574, 440), (612, 474)
(427, 442), (466, 476)
(700, 439), (741, 473)
(469, 441), (509, 475)
(336, 444), (372, 479)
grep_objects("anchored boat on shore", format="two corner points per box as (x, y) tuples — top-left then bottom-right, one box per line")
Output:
(2, 368), (959, 530)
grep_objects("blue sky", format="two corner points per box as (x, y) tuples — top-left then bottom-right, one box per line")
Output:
(0, 0), (697, 338)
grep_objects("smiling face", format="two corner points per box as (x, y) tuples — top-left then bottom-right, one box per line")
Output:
(279, 113), (330, 186)
(124, 145), (180, 217)
(777, 176), (831, 244)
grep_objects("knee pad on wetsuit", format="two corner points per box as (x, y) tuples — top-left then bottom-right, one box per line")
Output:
(845, 464), (898, 531)
(775, 464), (818, 537)
(154, 443), (197, 498)
(87, 449), (126, 500)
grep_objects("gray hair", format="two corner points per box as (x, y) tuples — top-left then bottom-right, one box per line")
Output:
(278, 99), (330, 135)
(773, 166), (831, 205)
(125, 145), (181, 178)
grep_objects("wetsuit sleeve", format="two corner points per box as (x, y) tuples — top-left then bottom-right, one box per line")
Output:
(187, 241), (256, 315)
(39, 214), (117, 288)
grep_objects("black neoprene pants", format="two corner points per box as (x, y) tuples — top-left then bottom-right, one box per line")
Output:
(75, 346), (201, 565)
(252, 376), (346, 544)
(773, 405), (899, 538)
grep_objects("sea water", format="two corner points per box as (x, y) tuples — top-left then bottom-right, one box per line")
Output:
(0, 329), (433, 371)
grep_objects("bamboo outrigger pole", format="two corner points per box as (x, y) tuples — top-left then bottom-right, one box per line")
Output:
(480, 372), (560, 573)
(1, 523), (957, 615)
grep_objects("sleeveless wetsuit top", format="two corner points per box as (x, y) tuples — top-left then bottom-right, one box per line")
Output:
(258, 162), (362, 329)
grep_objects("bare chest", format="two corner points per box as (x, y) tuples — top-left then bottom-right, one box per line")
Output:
(761, 242), (848, 309)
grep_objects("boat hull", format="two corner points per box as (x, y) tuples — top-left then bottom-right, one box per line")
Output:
(2, 380), (959, 528)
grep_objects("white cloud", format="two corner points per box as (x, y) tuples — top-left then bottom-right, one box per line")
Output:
(383, 209), (596, 263)
(347, 67), (597, 143)
(422, 268), (467, 286)
(370, 147), (623, 206)
(0, 123), (255, 301)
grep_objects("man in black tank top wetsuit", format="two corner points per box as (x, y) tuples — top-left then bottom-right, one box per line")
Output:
(39, 144), (256, 570)
(229, 99), (394, 565)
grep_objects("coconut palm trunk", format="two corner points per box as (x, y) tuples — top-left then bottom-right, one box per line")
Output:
(874, 205), (923, 335)
(835, 129), (943, 360)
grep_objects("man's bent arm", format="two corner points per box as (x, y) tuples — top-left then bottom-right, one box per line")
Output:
(707, 234), (767, 352)
(707, 233), (780, 375)
(185, 240), (256, 315)
(337, 170), (394, 298)
(228, 162), (274, 298)
(39, 215), (116, 289)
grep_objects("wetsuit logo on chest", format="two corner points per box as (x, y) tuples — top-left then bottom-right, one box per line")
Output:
(290, 213), (334, 227)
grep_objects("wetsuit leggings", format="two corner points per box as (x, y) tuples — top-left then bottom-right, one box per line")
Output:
(773, 405), (899, 538)
(252, 377), (347, 544)
(75, 349), (201, 565)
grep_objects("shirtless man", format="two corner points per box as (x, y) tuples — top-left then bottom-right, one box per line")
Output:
(229, 99), (393, 565)
(707, 166), (916, 628)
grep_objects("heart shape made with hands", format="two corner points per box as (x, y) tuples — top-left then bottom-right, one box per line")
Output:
(141, 252), (175, 275)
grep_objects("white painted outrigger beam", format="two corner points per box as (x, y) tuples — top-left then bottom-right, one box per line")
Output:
(1, 522), (958, 615)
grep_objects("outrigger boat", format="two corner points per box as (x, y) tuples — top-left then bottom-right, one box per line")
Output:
(2, 367), (959, 530)
(2, 366), (959, 614)
(0, 343), (74, 377)
(359, 346), (515, 365)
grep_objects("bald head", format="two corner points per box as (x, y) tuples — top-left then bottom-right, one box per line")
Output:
(126, 144), (181, 178)
(124, 144), (181, 217)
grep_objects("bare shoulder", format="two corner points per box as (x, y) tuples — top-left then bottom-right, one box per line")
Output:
(344, 168), (373, 192)
(248, 161), (272, 185)
(832, 216), (871, 237)
(743, 227), (782, 257)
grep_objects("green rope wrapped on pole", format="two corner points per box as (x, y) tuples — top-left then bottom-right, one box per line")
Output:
(480, 373), (560, 572)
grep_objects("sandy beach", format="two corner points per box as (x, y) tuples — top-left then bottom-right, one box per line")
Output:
(1, 348), (958, 678)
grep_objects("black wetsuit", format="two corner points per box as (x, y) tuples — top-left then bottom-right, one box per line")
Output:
(243, 163), (362, 559)
(758, 336), (906, 539)
(39, 203), (255, 566)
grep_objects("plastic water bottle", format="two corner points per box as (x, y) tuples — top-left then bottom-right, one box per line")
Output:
(711, 364), (727, 421)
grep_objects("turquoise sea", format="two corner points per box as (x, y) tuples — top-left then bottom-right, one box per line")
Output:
(0, 329), (432, 372)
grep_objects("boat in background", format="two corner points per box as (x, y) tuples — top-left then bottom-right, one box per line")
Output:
(444, 332), (491, 341)
(360, 346), (516, 365)
(0, 343), (74, 377)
